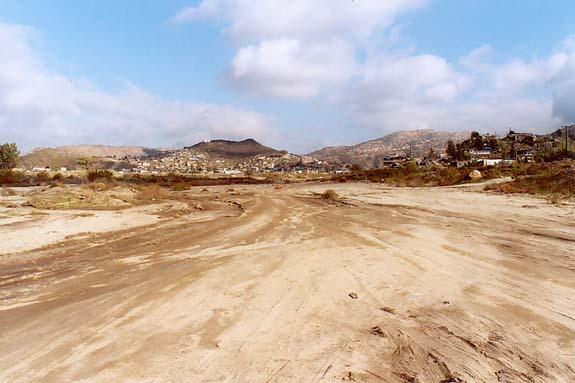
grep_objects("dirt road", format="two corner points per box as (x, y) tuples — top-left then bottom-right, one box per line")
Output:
(1, 183), (574, 382)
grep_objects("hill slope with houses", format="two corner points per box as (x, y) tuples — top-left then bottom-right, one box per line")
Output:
(309, 129), (471, 167)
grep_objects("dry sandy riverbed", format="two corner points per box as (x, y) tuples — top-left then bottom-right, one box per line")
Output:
(0, 183), (574, 382)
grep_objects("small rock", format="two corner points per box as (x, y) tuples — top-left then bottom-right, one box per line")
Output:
(348, 292), (358, 300)
(469, 170), (482, 180)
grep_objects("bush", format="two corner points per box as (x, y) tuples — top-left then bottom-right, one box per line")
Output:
(0, 169), (25, 185)
(0, 187), (17, 196)
(35, 172), (50, 182)
(87, 170), (114, 182)
(321, 189), (339, 200)
(404, 161), (418, 174)
(51, 172), (65, 182)
(172, 182), (191, 191)
(84, 182), (116, 192)
(135, 184), (164, 204)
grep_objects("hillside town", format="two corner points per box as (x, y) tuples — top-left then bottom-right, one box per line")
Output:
(121, 148), (340, 175)
(13, 126), (575, 177)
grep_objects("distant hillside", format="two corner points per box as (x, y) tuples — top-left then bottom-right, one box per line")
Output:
(187, 139), (286, 159)
(309, 129), (471, 167)
(551, 125), (575, 140)
(20, 145), (162, 169)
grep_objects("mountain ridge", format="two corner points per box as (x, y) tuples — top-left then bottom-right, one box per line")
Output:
(187, 138), (286, 159)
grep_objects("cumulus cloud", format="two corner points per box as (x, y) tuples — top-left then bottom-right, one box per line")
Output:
(343, 42), (575, 135)
(174, 2), (575, 138)
(551, 49), (575, 122)
(0, 23), (272, 152)
(175, 0), (426, 100)
(173, 0), (426, 41)
(228, 38), (355, 99)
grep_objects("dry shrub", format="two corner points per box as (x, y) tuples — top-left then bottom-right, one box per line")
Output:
(35, 172), (50, 182)
(1, 187), (17, 196)
(51, 173), (65, 182)
(84, 182), (116, 192)
(484, 162), (574, 202)
(321, 189), (339, 200)
(135, 184), (164, 204)
(201, 188), (209, 193)
(87, 169), (113, 183)
(0, 170), (25, 185)
(172, 182), (191, 191)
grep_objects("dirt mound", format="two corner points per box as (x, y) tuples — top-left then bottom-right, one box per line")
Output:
(27, 185), (137, 210)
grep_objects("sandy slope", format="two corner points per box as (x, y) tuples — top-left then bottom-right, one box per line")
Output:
(0, 183), (574, 382)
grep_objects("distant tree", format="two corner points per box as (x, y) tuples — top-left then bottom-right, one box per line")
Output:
(428, 147), (435, 160)
(456, 143), (470, 160)
(469, 131), (484, 150)
(77, 157), (90, 169)
(404, 161), (418, 173)
(0, 143), (19, 170)
(489, 137), (499, 151)
(446, 140), (457, 159)
(499, 141), (511, 160)
(350, 164), (363, 173)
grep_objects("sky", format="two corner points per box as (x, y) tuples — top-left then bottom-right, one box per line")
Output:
(1, 0), (575, 153)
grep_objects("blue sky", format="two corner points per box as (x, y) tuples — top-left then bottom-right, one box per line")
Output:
(1, 0), (574, 153)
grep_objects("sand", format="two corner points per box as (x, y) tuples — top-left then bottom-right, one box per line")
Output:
(0, 183), (574, 382)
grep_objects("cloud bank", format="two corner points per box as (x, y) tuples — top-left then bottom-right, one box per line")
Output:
(176, 0), (575, 136)
(0, 23), (272, 152)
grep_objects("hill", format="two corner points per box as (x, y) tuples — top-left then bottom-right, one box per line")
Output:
(187, 139), (286, 159)
(309, 129), (471, 167)
(20, 145), (161, 169)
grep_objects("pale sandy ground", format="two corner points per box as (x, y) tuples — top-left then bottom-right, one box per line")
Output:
(0, 183), (574, 382)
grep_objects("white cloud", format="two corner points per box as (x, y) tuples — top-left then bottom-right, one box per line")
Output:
(342, 42), (575, 135)
(0, 23), (272, 152)
(174, 2), (575, 140)
(356, 54), (468, 104)
(173, 0), (426, 41)
(174, 0), (427, 100)
(228, 38), (355, 99)
(550, 41), (575, 122)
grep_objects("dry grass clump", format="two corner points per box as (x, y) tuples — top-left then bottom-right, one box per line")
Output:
(1, 187), (17, 196)
(83, 182), (116, 192)
(87, 169), (114, 183)
(321, 189), (339, 200)
(485, 162), (574, 202)
(172, 182), (191, 191)
(51, 173), (65, 182)
(135, 184), (164, 204)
